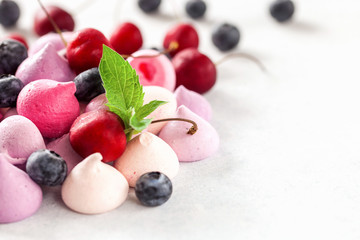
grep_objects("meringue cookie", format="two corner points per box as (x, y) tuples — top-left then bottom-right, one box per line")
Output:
(159, 105), (219, 162)
(143, 86), (177, 134)
(0, 155), (43, 223)
(17, 79), (80, 138)
(28, 32), (74, 57)
(15, 43), (75, 85)
(174, 85), (212, 121)
(84, 93), (108, 113)
(0, 115), (45, 165)
(61, 153), (129, 214)
(128, 49), (176, 91)
(114, 132), (179, 187)
(47, 134), (83, 173)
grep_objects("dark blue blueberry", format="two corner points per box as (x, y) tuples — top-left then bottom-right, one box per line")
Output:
(0, 74), (24, 108)
(211, 23), (240, 51)
(0, 0), (20, 28)
(135, 172), (172, 206)
(26, 149), (67, 186)
(185, 0), (206, 19)
(270, 0), (295, 23)
(0, 40), (28, 75)
(138, 0), (161, 13)
(74, 67), (105, 102)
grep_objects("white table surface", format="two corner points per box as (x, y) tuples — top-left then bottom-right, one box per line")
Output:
(1, 0), (360, 239)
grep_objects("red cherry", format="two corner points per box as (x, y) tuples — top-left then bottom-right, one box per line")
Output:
(33, 5), (75, 36)
(69, 109), (127, 163)
(66, 28), (111, 74)
(163, 23), (199, 57)
(110, 22), (143, 55)
(4, 33), (28, 49)
(172, 48), (216, 94)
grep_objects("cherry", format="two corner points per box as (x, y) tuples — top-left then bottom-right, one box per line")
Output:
(69, 109), (127, 163)
(163, 23), (199, 57)
(66, 28), (111, 75)
(110, 22), (143, 55)
(3, 33), (28, 49)
(34, 5), (75, 36)
(172, 48), (216, 94)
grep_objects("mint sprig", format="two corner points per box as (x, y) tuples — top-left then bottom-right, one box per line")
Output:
(99, 45), (167, 141)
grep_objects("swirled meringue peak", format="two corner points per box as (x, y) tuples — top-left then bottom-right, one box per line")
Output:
(61, 153), (129, 214)
(0, 115), (45, 165)
(174, 85), (212, 121)
(17, 79), (80, 138)
(114, 132), (179, 187)
(159, 105), (219, 162)
(0, 154), (42, 223)
(143, 86), (177, 134)
(15, 43), (75, 85)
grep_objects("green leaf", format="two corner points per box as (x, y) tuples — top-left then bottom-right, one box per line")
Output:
(99, 45), (144, 113)
(135, 100), (167, 120)
(98, 44), (168, 141)
(129, 115), (152, 132)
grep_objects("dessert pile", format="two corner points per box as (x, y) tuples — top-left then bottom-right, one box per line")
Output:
(0, 0), (296, 224)
(0, 0), (221, 223)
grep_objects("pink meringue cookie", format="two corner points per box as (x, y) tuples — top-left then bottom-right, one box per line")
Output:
(47, 134), (83, 173)
(28, 32), (74, 56)
(159, 105), (219, 162)
(0, 155), (43, 223)
(114, 132), (179, 187)
(0, 115), (45, 165)
(143, 86), (177, 134)
(174, 85), (212, 121)
(17, 79), (80, 138)
(127, 49), (176, 91)
(61, 153), (129, 214)
(15, 43), (76, 85)
(84, 93), (108, 113)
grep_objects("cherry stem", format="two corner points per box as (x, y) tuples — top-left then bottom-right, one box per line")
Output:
(36, 0), (68, 47)
(215, 52), (267, 73)
(121, 41), (179, 59)
(151, 118), (198, 135)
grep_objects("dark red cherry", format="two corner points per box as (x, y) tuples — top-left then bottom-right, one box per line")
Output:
(163, 23), (199, 57)
(66, 28), (111, 75)
(34, 5), (75, 36)
(110, 22), (143, 55)
(172, 48), (216, 94)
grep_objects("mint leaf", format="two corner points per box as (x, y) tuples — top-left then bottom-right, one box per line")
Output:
(135, 100), (167, 119)
(129, 115), (152, 132)
(98, 45), (168, 141)
(99, 45), (144, 112)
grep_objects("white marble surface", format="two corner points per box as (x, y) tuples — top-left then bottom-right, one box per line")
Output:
(1, 0), (360, 239)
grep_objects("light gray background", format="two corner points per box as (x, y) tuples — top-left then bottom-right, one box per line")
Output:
(1, 0), (360, 239)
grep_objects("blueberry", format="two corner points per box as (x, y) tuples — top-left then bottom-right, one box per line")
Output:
(185, 0), (206, 19)
(269, 0), (295, 22)
(0, 40), (27, 75)
(211, 23), (240, 51)
(138, 0), (161, 13)
(74, 67), (105, 102)
(135, 172), (172, 206)
(0, 0), (20, 28)
(26, 149), (67, 186)
(0, 74), (24, 108)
